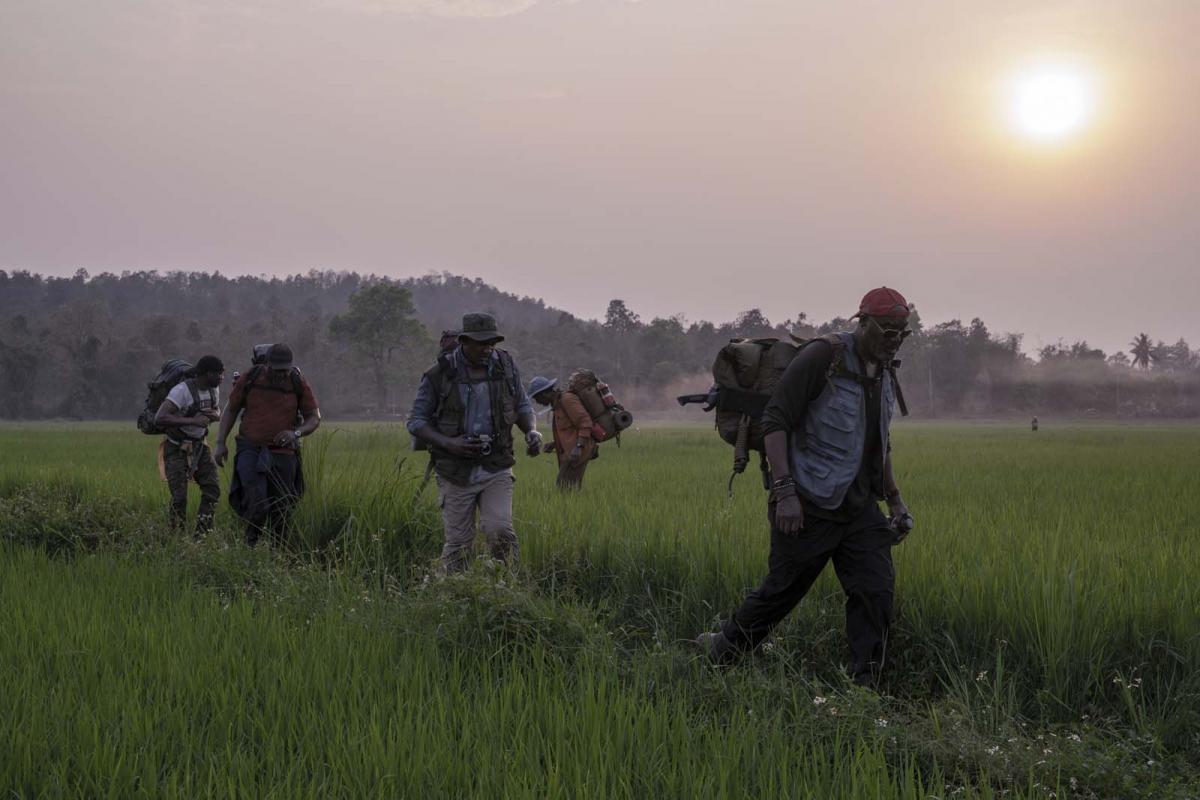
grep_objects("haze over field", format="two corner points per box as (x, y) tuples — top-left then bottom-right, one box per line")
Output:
(3, 0), (1198, 356)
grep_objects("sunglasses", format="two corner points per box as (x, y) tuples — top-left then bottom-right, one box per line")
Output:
(867, 316), (912, 342)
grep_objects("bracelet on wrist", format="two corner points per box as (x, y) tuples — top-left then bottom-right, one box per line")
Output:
(770, 484), (799, 503)
(771, 475), (796, 489)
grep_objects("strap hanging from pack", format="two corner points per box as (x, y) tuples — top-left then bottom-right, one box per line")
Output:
(727, 342), (770, 497)
(888, 365), (909, 417)
(728, 414), (751, 497)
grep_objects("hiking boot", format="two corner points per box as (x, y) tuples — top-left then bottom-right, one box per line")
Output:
(695, 630), (735, 664)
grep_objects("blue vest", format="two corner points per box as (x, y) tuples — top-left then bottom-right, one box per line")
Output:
(791, 332), (897, 510)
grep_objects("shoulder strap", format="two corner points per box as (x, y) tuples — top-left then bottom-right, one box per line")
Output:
(887, 364), (909, 417)
(822, 333), (876, 389)
(495, 349), (518, 396)
(426, 352), (457, 403)
(242, 365), (304, 399)
(184, 378), (201, 415)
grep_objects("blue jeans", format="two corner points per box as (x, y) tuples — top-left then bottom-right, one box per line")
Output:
(232, 442), (300, 546)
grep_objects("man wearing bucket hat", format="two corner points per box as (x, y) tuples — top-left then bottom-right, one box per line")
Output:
(407, 313), (544, 571)
(697, 287), (914, 687)
(529, 375), (597, 490)
(215, 343), (322, 546)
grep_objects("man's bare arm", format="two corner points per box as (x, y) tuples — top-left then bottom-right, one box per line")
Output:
(883, 452), (902, 504)
(155, 399), (210, 430)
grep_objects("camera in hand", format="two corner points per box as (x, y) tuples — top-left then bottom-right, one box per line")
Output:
(467, 434), (493, 457)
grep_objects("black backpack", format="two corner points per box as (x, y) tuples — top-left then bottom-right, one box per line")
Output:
(136, 359), (197, 435)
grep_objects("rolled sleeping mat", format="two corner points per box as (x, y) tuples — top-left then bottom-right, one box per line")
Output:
(612, 409), (633, 431)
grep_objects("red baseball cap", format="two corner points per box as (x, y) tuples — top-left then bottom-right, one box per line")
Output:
(856, 287), (910, 319)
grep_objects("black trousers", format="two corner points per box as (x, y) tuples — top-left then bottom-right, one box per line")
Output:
(721, 502), (895, 683)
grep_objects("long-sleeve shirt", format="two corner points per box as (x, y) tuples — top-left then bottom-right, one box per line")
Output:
(761, 338), (885, 521)
(551, 390), (596, 463)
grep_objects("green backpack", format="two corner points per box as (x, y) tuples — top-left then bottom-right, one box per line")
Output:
(683, 334), (908, 493)
(710, 336), (807, 490)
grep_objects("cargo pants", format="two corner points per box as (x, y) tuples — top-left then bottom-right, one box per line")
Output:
(163, 440), (220, 537)
(435, 470), (517, 572)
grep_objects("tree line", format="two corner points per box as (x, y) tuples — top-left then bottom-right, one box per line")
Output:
(0, 269), (1197, 420)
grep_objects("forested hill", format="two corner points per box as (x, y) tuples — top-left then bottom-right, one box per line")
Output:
(0, 269), (1197, 420)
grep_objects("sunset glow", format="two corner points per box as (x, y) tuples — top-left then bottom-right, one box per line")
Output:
(1006, 61), (1099, 144)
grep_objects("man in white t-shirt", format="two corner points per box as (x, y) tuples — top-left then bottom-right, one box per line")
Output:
(155, 355), (225, 537)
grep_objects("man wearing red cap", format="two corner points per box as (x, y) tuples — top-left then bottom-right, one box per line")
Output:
(697, 287), (914, 687)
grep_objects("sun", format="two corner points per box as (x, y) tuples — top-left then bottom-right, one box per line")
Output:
(1005, 61), (1098, 144)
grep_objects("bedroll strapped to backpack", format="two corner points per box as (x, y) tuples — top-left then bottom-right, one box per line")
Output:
(566, 369), (633, 443)
(136, 359), (196, 435)
(686, 334), (909, 495)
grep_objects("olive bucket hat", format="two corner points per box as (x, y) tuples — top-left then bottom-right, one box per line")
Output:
(459, 312), (504, 343)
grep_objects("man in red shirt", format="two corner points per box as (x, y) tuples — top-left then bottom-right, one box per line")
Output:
(214, 344), (321, 546)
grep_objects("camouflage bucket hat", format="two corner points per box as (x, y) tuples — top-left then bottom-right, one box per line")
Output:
(459, 312), (504, 343)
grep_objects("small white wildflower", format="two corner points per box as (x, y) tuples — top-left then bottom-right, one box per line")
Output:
(1147, 759), (1156, 767)
(1068, 734), (1081, 742)
(874, 718), (888, 728)
(976, 671), (988, 682)
(812, 696), (828, 706)
(1042, 748), (1053, 755)
(985, 745), (1000, 756)
(1069, 777), (1078, 790)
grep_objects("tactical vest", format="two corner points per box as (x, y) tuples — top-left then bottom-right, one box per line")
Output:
(791, 332), (897, 510)
(425, 348), (520, 486)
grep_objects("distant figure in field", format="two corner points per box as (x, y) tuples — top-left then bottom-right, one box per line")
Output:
(529, 375), (596, 490)
(407, 313), (544, 572)
(214, 344), (322, 547)
(696, 287), (915, 688)
(154, 355), (225, 538)
(1031, 416), (1039, 432)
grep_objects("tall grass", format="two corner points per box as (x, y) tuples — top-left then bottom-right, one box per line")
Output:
(1, 421), (1198, 797)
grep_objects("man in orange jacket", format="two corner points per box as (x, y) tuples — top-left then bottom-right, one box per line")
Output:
(529, 376), (596, 490)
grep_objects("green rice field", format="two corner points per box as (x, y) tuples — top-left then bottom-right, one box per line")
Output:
(1, 422), (1198, 798)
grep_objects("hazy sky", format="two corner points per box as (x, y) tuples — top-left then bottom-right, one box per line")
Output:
(2, 0), (1197, 356)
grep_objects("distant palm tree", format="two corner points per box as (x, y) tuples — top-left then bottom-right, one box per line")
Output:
(1130, 332), (1153, 370)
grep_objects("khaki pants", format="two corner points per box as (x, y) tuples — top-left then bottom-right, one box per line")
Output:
(436, 471), (517, 572)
